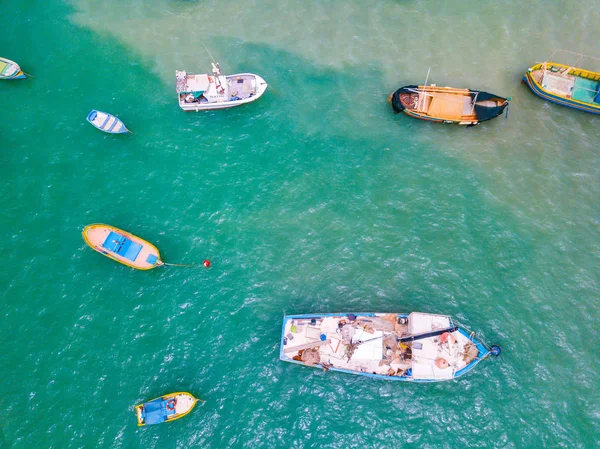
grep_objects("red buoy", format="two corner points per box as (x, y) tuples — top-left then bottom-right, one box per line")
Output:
(203, 260), (211, 268)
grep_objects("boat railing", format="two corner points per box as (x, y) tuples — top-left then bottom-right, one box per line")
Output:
(546, 50), (600, 70)
(414, 86), (475, 95)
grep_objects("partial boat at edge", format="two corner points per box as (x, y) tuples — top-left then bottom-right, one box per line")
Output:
(0, 57), (26, 80)
(280, 312), (500, 382)
(522, 50), (600, 115)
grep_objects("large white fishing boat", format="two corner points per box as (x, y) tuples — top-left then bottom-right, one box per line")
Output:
(280, 312), (500, 382)
(176, 62), (268, 111)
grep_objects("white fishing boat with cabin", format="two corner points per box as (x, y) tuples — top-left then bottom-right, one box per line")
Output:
(176, 62), (268, 111)
(280, 312), (500, 382)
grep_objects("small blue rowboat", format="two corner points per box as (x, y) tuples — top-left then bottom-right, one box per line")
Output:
(86, 110), (130, 134)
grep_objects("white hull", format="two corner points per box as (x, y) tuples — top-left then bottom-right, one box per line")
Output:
(177, 71), (268, 111)
(280, 312), (498, 382)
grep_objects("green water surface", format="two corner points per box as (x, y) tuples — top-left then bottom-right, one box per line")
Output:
(1, 1), (599, 448)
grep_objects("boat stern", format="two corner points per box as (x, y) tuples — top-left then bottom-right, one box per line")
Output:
(135, 404), (145, 426)
(389, 88), (407, 113)
(522, 65), (538, 91)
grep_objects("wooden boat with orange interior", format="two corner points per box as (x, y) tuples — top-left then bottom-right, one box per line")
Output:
(135, 392), (199, 426)
(390, 80), (509, 125)
(280, 312), (500, 382)
(82, 224), (163, 270)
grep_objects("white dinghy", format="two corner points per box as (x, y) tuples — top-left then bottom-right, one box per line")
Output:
(176, 62), (268, 111)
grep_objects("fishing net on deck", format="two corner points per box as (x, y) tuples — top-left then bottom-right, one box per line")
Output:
(301, 348), (321, 365)
(462, 342), (479, 364)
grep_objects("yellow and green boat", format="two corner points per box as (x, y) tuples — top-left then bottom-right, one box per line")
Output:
(522, 51), (600, 115)
(135, 392), (199, 426)
(82, 224), (163, 270)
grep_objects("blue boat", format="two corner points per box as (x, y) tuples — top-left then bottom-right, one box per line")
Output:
(86, 110), (130, 134)
(280, 312), (500, 382)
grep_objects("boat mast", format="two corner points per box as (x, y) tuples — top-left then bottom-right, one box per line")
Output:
(423, 67), (431, 87)
(203, 44), (221, 75)
(203, 43), (223, 93)
(203, 44), (216, 64)
(419, 67), (431, 111)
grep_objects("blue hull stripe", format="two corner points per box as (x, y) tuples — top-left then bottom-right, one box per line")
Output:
(523, 74), (600, 114)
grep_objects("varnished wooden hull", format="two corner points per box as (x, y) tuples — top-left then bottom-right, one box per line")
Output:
(390, 85), (509, 125)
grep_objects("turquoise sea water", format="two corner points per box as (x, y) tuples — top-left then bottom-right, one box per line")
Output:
(1, 1), (599, 447)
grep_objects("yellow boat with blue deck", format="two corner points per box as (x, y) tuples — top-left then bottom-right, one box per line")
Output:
(135, 392), (199, 426)
(82, 224), (163, 270)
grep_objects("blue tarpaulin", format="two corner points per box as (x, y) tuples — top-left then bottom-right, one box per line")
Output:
(143, 399), (166, 425)
(102, 232), (143, 261)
